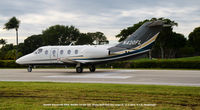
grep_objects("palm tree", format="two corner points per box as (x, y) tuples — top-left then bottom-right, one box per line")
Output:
(4, 16), (20, 59)
(0, 38), (7, 46)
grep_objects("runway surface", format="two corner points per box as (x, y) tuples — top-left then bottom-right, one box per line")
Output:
(0, 69), (200, 86)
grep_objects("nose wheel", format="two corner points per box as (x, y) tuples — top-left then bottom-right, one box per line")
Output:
(27, 65), (32, 72)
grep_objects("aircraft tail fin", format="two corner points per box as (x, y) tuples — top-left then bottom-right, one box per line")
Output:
(109, 20), (163, 52)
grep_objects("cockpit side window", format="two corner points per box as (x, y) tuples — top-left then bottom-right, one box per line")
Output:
(38, 49), (43, 54)
(34, 48), (43, 54)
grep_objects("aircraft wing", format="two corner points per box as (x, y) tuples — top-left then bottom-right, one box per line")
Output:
(58, 57), (84, 64)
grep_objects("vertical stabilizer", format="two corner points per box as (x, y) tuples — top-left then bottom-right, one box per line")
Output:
(109, 21), (163, 52)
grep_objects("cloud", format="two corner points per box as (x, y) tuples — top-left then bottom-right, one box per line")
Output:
(0, 0), (200, 44)
(118, 7), (199, 19)
(20, 11), (79, 24)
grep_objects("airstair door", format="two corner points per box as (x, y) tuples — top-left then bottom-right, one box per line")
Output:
(50, 48), (58, 63)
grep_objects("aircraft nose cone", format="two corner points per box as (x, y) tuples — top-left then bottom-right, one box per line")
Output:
(15, 54), (32, 64)
(16, 58), (22, 64)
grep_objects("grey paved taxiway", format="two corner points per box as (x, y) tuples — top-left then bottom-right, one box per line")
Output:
(0, 69), (200, 86)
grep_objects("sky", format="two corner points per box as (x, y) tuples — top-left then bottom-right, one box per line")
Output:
(0, 0), (200, 45)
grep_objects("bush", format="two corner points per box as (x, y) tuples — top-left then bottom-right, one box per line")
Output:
(1, 60), (200, 69)
(0, 60), (24, 68)
(178, 46), (195, 57)
(105, 60), (200, 69)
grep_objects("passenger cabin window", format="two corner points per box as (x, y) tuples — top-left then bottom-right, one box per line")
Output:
(75, 50), (78, 54)
(45, 50), (48, 55)
(67, 50), (71, 54)
(60, 50), (64, 55)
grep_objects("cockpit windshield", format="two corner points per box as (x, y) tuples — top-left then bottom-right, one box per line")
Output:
(34, 48), (43, 54)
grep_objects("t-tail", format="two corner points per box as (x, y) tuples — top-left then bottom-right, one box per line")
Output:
(109, 20), (163, 53)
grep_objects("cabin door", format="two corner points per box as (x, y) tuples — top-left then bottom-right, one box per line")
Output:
(50, 48), (58, 63)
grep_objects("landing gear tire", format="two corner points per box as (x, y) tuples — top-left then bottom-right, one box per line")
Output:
(76, 67), (83, 73)
(27, 65), (32, 72)
(89, 65), (96, 72)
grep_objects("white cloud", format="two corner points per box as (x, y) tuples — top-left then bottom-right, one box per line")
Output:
(117, 6), (200, 37)
(0, 0), (200, 44)
(119, 7), (198, 18)
(20, 10), (79, 24)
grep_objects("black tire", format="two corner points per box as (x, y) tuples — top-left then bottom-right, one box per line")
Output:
(76, 67), (83, 73)
(27, 66), (32, 72)
(89, 65), (96, 72)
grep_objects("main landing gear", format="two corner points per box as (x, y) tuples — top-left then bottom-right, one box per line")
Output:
(89, 65), (96, 72)
(76, 67), (83, 73)
(76, 63), (96, 73)
(76, 63), (83, 73)
(27, 65), (32, 72)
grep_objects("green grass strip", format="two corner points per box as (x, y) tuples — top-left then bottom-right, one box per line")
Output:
(0, 81), (200, 110)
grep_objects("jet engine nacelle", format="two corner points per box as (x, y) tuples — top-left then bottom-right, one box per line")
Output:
(83, 47), (109, 58)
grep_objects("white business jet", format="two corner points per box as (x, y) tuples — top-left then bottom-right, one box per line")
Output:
(16, 21), (163, 73)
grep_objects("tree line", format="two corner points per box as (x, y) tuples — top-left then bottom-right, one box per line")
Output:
(0, 17), (200, 60)
(0, 17), (109, 60)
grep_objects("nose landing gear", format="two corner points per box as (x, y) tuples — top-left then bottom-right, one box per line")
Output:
(27, 65), (32, 72)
